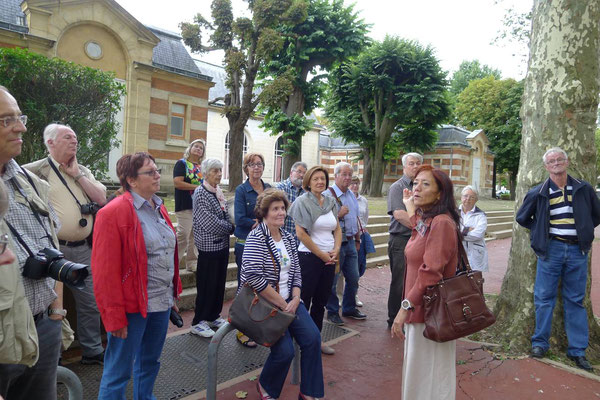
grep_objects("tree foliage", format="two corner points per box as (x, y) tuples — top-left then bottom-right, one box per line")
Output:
(258, 0), (370, 177)
(0, 48), (125, 178)
(455, 76), (523, 197)
(325, 36), (450, 196)
(181, 0), (307, 190)
(449, 59), (502, 96)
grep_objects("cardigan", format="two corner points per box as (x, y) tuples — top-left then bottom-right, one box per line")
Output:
(192, 184), (234, 252)
(239, 222), (302, 295)
(92, 191), (182, 332)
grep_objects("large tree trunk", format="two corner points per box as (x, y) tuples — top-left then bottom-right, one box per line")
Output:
(281, 86), (306, 179)
(492, 0), (600, 358)
(509, 171), (517, 201)
(492, 159), (497, 198)
(361, 147), (372, 195)
(369, 140), (386, 197)
(227, 120), (245, 190)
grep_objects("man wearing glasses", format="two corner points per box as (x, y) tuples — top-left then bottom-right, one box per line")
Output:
(0, 86), (64, 399)
(25, 123), (107, 366)
(517, 147), (600, 371)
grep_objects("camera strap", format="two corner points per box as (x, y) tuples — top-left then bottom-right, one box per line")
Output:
(5, 220), (35, 258)
(47, 157), (87, 208)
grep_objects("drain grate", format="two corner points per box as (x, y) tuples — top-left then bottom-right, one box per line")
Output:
(58, 322), (353, 399)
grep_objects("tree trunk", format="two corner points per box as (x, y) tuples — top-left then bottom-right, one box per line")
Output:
(492, 159), (497, 198)
(227, 120), (245, 191)
(282, 138), (301, 180)
(369, 134), (387, 197)
(492, 0), (600, 358)
(361, 147), (372, 195)
(280, 85), (306, 180)
(509, 172), (517, 201)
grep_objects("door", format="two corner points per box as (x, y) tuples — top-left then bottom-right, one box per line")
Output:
(472, 157), (481, 191)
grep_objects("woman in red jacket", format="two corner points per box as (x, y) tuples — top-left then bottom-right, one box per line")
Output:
(92, 152), (182, 399)
(391, 165), (459, 400)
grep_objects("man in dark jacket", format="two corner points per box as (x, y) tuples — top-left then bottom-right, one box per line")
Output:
(516, 147), (600, 371)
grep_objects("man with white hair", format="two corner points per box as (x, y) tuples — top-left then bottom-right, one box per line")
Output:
(324, 162), (366, 325)
(386, 152), (422, 329)
(25, 123), (107, 365)
(516, 147), (600, 371)
(276, 161), (307, 240)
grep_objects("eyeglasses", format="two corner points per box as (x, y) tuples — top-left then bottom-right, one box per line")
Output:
(138, 168), (162, 177)
(462, 195), (477, 200)
(0, 234), (9, 255)
(247, 163), (264, 169)
(0, 115), (27, 128)
(406, 161), (422, 167)
(545, 157), (566, 165)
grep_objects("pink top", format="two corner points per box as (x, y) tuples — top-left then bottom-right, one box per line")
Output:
(404, 213), (458, 323)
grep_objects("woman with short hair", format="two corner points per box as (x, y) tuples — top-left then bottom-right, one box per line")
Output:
(93, 152), (182, 399)
(233, 152), (270, 348)
(241, 188), (323, 400)
(459, 185), (489, 272)
(189, 158), (234, 338)
(173, 139), (206, 272)
(391, 165), (459, 400)
(289, 166), (341, 355)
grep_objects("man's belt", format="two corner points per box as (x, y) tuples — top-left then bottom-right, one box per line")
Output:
(342, 235), (356, 244)
(552, 236), (578, 245)
(59, 239), (87, 247)
(33, 312), (44, 323)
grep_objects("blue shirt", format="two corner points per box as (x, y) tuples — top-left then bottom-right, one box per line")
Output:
(276, 178), (304, 239)
(323, 184), (360, 237)
(131, 191), (176, 312)
(233, 179), (271, 241)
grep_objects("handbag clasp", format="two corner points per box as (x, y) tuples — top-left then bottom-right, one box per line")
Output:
(462, 304), (472, 321)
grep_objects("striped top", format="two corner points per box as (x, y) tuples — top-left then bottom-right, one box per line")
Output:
(548, 180), (577, 241)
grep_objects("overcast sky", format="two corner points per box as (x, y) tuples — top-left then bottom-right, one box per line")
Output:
(117, 0), (532, 80)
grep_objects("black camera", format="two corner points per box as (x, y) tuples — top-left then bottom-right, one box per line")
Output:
(22, 247), (89, 289)
(80, 202), (101, 215)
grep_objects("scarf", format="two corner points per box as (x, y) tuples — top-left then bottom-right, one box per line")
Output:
(203, 180), (227, 211)
(288, 191), (337, 233)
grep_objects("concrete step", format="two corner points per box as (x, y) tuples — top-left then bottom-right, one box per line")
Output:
(368, 215), (390, 224)
(368, 243), (388, 259)
(370, 232), (389, 246)
(367, 223), (389, 234)
(485, 210), (514, 217)
(487, 215), (514, 224)
(489, 229), (513, 240)
(486, 221), (513, 233)
(178, 281), (238, 311)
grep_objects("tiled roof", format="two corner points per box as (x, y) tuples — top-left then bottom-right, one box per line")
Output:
(146, 26), (212, 81)
(194, 59), (229, 104)
(319, 131), (361, 150)
(436, 124), (472, 146)
(0, 0), (27, 33)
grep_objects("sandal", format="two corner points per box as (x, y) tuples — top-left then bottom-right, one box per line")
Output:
(257, 382), (275, 399)
(236, 331), (257, 348)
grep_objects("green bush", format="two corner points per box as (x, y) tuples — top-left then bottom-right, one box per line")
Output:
(0, 48), (126, 178)
(500, 193), (511, 200)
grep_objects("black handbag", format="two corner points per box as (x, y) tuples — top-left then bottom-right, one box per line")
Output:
(228, 239), (295, 347)
(422, 233), (496, 343)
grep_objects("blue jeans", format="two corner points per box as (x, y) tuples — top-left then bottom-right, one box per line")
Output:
(532, 239), (589, 356)
(234, 242), (244, 288)
(260, 303), (323, 398)
(99, 310), (170, 400)
(326, 239), (359, 314)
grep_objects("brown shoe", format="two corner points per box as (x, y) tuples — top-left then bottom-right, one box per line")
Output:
(321, 343), (335, 355)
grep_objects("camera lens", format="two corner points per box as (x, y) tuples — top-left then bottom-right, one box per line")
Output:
(39, 248), (89, 289)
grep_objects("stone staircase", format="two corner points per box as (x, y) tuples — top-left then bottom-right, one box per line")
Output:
(176, 212), (515, 310)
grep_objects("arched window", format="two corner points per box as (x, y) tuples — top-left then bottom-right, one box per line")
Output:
(274, 136), (284, 182)
(223, 132), (248, 179)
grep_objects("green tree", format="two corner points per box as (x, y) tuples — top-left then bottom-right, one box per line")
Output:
(455, 76), (524, 199)
(259, 0), (370, 178)
(181, 0), (307, 190)
(0, 48), (125, 177)
(325, 36), (450, 196)
(449, 59), (502, 96)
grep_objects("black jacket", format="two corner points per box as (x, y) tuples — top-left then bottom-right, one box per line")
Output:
(516, 175), (600, 258)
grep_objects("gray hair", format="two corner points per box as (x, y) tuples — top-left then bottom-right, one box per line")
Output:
(334, 161), (352, 175)
(183, 139), (206, 161)
(201, 158), (223, 173)
(543, 147), (568, 164)
(43, 123), (70, 150)
(461, 185), (479, 199)
(291, 161), (307, 172)
(402, 152), (423, 166)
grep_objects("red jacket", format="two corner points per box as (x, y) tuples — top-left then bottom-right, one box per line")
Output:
(92, 191), (182, 332)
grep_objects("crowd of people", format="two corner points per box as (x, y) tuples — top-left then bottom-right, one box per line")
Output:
(0, 81), (598, 400)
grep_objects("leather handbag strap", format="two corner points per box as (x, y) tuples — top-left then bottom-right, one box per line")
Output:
(456, 230), (473, 274)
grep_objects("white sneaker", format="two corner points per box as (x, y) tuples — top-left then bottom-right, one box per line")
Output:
(190, 321), (215, 338)
(355, 295), (364, 307)
(208, 317), (227, 329)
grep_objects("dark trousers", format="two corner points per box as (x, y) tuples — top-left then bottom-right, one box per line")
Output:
(298, 252), (336, 331)
(192, 247), (229, 324)
(387, 233), (410, 326)
(0, 314), (62, 400)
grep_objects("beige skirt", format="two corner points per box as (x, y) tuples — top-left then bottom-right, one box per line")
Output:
(402, 323), (456, 400)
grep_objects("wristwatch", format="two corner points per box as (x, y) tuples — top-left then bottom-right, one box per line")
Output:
(48, 308), (67, 318)
(401, 299), (414, 311)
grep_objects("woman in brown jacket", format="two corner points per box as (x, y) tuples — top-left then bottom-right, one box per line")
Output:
(391, 165), (459, 400)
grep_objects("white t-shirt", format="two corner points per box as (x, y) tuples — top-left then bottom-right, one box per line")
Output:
(298, 210), (337, 253)
(273, 238), (291, 300)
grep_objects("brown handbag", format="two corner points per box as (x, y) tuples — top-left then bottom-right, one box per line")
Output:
(228, 239), (296, 347)
(422, 233), (496, 343)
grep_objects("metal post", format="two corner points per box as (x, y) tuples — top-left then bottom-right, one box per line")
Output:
(56, 366), (83, 400)
(206, 323), (236, 400)
(290, 340), (300, 385)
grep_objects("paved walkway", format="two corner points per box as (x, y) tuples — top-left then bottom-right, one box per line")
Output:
(168, 235), (600, 399)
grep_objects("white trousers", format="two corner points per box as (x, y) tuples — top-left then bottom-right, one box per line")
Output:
(175, 209), (198, 269)
(402, 323), (456, 400)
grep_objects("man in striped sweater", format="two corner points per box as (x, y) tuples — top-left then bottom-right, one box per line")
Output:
(517, 147), (600, 372)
